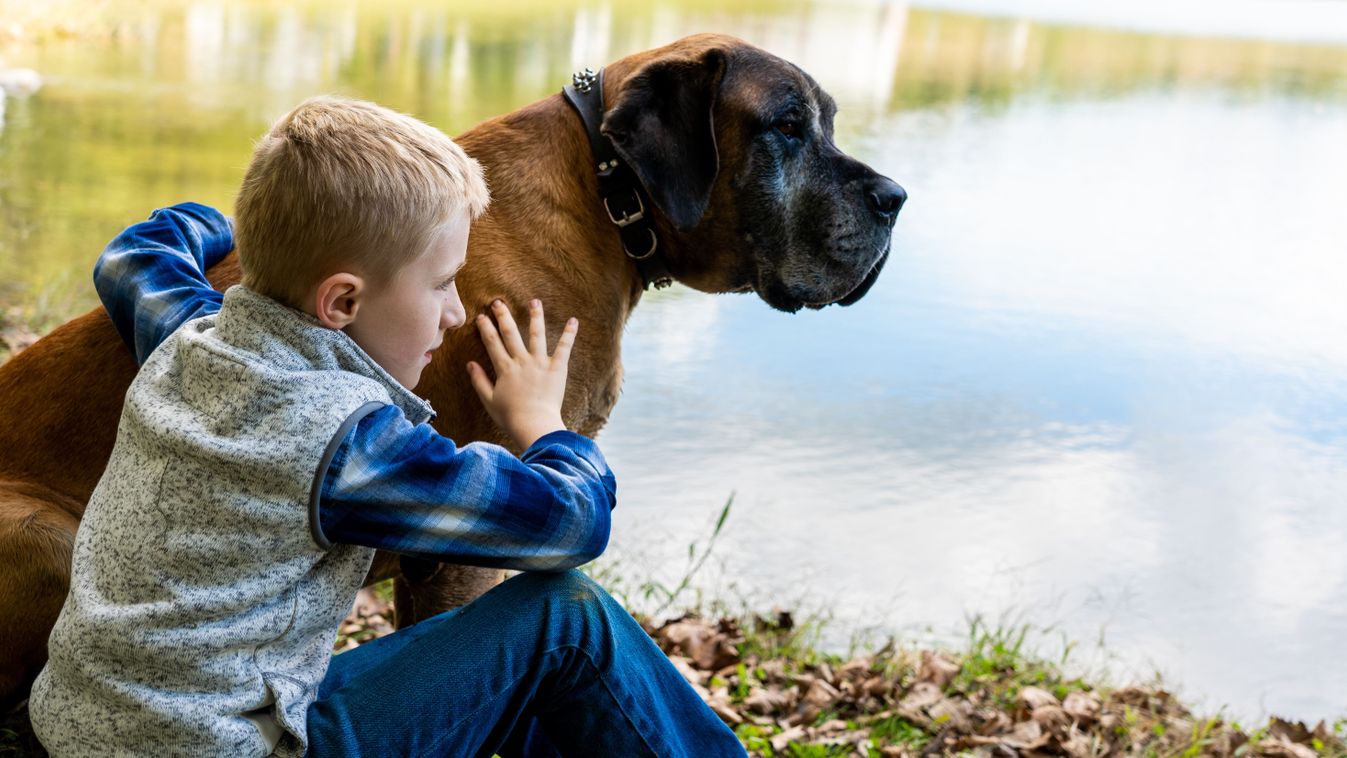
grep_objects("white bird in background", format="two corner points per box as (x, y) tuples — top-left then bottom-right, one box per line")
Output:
(0, 65), (42, 96)
(0, 62), (42, 130)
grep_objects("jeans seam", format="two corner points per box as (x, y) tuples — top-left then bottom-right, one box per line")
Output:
(415, 643), (663, 758)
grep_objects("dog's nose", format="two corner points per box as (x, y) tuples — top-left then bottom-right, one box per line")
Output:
(865, 177), (907, 224)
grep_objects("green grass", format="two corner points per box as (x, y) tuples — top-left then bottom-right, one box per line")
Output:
(783, 744), (850, 758)
(867, 715), (928, 748)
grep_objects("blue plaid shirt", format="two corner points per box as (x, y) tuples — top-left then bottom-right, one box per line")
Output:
(93, 203), (616, 570)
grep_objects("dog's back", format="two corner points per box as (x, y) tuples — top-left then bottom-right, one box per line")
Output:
(0, 309), (137, 709)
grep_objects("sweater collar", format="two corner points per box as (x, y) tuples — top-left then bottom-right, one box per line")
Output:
(213, 285), (435, 425)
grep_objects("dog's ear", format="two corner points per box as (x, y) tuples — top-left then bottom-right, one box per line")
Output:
(602, 49), (726, 232)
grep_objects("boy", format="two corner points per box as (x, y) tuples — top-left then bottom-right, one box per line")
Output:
(29, 97), (744, 756)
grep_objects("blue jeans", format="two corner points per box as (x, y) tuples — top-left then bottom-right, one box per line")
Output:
(305, 570), (745, 757)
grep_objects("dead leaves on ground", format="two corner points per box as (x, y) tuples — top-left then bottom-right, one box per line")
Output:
(333, 586), (395, 652)
(640, 613), (1345, 758)
(334, 600), (1346, 757)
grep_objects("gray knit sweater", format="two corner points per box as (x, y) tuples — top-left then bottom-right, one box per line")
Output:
(31, 285), (434, 757)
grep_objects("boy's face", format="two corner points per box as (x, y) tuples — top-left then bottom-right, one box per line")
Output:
(344, 211), (470, 389)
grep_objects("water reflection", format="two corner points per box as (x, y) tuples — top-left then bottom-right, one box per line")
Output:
(3, 0), (1347, 721)
(605, 270), (1347, 718)
(4, 1), (1347, 301)
(597, 80), (1347, 717)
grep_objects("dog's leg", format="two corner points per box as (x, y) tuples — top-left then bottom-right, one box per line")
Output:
(0, 482), (79, 710)
(363, 549), (403, 588)
(392, 561), (506, 627)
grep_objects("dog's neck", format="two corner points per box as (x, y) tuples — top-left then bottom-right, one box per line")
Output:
(561, 70), (674, 293)
(454, 90), (687, 315)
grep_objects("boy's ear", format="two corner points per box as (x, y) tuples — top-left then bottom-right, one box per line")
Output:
(313, 273), (364, 330)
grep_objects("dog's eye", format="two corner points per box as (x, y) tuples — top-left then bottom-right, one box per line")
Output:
(774, 120), (802, 140)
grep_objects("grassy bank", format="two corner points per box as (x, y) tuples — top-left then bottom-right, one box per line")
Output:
(4, 595), (1342, 757)
(331, 583), (1347, 757)
(1, 497), (1342, 758)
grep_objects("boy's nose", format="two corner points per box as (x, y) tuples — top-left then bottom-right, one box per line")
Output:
(444, 303), (467, 330)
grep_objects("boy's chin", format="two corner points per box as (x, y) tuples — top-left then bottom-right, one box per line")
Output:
(392, 368), (422, 390)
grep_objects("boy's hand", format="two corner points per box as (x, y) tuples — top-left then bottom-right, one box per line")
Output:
(466, 299), (578, 450)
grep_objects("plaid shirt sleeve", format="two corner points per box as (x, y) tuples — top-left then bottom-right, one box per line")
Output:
(317, 404), (617, 570)
(94, 203), (616, 570)
(92, 202), (234, 365)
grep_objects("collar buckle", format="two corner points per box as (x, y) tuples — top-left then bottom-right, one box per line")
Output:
(603, 193), (646, 228)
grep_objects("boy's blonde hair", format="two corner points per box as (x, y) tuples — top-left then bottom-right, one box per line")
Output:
(235, 96), (490, 309)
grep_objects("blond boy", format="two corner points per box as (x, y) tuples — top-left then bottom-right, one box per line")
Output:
(29, 97), (743, 756)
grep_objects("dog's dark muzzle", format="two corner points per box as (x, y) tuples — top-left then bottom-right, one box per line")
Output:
(834, 248), (889, 307)
(834, 174), (904, 305)
(805, 175), (902, 310)
(815, 174), (902, 309)
(865, 175), (907, 228)
(802, 247), (889, 310)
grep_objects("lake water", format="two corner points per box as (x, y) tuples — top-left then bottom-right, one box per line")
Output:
(2, 0), (1345, 721)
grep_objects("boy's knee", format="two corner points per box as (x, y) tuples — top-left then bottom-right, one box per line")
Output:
(508, 569), (607, 608)
(503, 570), (626, 639)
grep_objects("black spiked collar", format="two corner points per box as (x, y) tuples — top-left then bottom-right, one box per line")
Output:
(562, 68), (674, 291)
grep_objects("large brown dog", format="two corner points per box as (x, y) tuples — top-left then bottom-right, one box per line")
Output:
(0, 33), (904, 708)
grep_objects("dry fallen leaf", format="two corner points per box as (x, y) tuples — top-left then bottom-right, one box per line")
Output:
(1062, 691), (1101, 723)
(758, 659), (786, 680)
(803, 679), (842, 709)
(838, 657), (872, 680)
(350, 586), (387, 618)
(743, 686), (794, 715)
(1002, 719), (1049, 751)
(787, 703), (820, 727)
(918, 651), (961, 689)
(660, 620), (710, 654)
(863, 675), (892, 698)
(770, 725), (807, 752)
(929, 697), (975, 732)
(1017, 686), (1059, 711)
(708, 700), (743, 725)
(899, 681), (943, 711)
(978, 710), (1013, 735)
(1258, 738), (1318, 758)
(667, 654), (707, 689)
(1268, 718), (1315, 744)
(1060, 730), (1099, 758)
(817, 662), (836, 685)
(814, 718), (849, 735)
(1030, 704), (1069, 731)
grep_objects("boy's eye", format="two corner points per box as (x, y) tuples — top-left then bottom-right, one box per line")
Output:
(436, 278), (455, 291)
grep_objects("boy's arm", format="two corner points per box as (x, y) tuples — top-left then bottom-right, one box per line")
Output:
(314, 404), (617, 571)
(93, 202), (234, 365)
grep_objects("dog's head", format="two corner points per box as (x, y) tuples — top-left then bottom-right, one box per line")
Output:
(602, 33), (905, 312)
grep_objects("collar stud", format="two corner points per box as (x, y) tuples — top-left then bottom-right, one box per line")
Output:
(572, 68), (597, 93)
